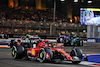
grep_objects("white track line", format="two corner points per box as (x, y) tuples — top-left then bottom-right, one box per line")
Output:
(80, 61), (100, 67)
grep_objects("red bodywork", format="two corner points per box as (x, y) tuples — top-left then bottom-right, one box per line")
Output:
(27, 40), (72, 61)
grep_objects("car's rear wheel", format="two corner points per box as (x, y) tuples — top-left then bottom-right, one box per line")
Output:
(12, 46), (24, 59)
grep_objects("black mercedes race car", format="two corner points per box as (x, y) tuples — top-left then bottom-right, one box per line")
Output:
(9, 35), (42, 48)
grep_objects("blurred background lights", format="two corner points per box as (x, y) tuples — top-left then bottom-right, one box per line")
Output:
(74, 0), (78, 2)
(60, 0), (65, 1)
(81, 0), (84, 2)
(88, 1), (92, 3)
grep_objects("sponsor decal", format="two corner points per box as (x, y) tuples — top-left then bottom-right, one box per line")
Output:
(61, 51), (65, 52)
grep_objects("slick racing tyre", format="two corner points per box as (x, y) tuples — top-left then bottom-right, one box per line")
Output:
(70, 47), (83, 64)
(38, 48), (46, 62)
(12, 46), (24, 59)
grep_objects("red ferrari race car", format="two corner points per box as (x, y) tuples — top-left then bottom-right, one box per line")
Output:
(11, 40), (84, 64)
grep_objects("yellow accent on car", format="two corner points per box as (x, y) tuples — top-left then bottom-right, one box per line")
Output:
(31, 49), (35, 55)
(61, 51), (65, 52)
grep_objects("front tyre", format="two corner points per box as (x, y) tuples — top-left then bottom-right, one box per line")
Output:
(70, 47), (83, 64)
(38, 48), (46, 63)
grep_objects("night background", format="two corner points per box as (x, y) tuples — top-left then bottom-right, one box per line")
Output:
(0, 0), (100, 18)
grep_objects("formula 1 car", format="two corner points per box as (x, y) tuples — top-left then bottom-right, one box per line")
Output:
(9, 35), (41, 48)
(11, 40), (83, 64)
(57, 35), (83, 46)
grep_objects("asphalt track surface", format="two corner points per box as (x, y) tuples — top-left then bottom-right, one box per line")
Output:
(0, 42), (100, 67)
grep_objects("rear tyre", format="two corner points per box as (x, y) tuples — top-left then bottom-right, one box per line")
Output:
(12, 46), (24, 59)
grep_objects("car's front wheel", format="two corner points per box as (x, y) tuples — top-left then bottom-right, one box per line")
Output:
(70, 47), (83, 64)
(38, 48), (46, 62)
